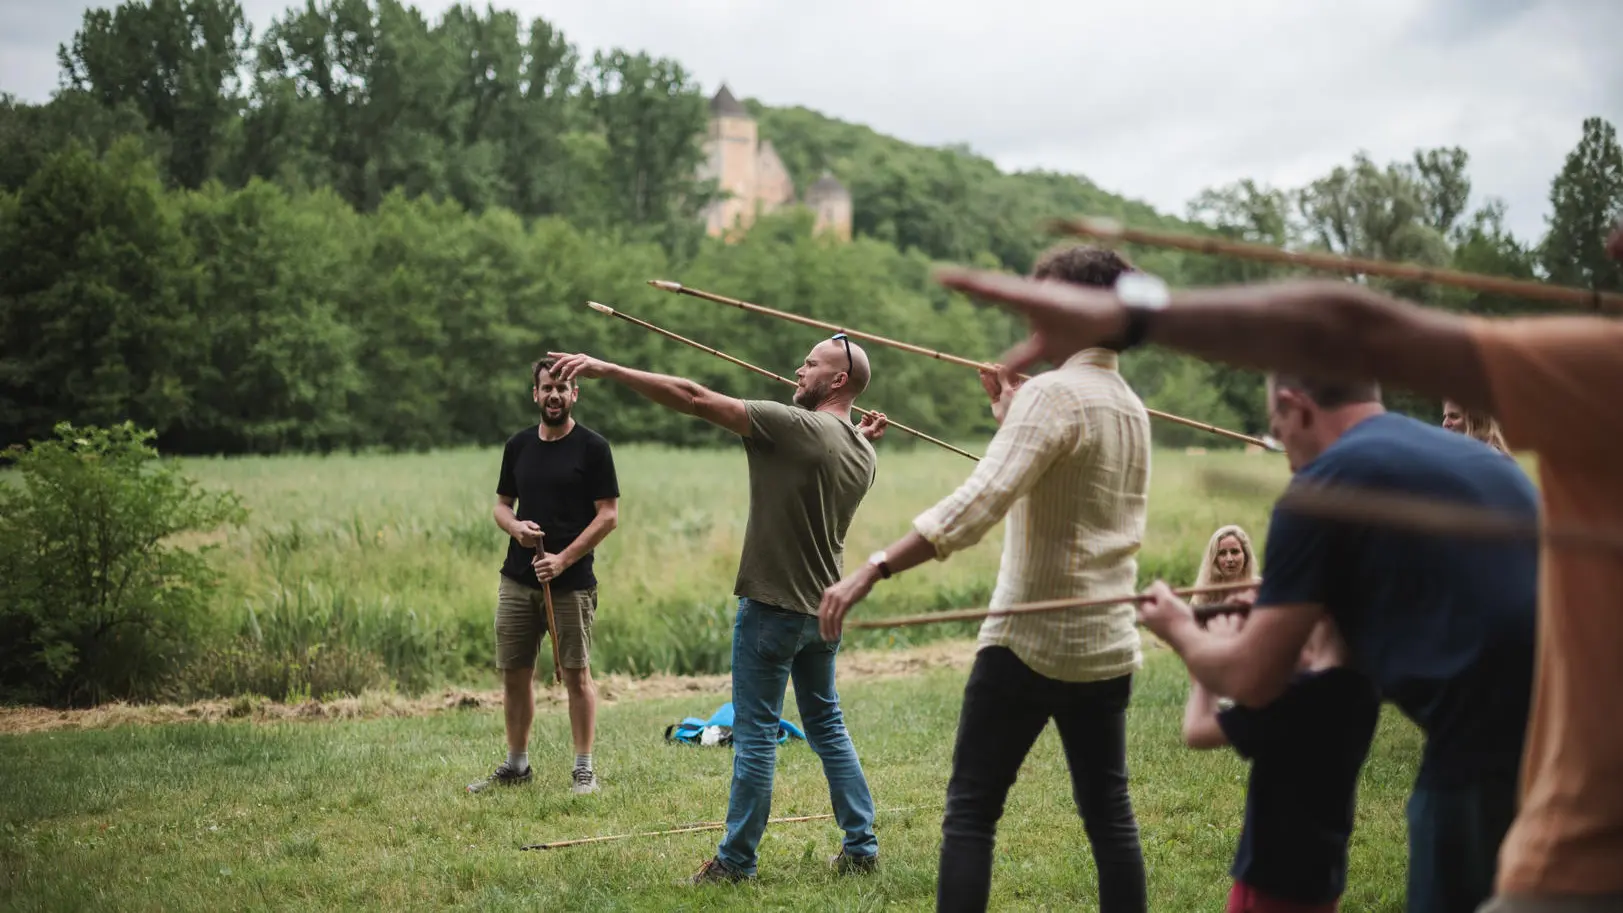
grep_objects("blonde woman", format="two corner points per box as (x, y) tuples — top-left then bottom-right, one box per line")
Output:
(1193, 525), (1259, 607)
(1441, 399), (1510, 455)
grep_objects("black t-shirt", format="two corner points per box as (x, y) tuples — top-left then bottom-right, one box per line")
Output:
(1218, 667), (1381, 904)
(496, 423), (619, 592)
(1256, 413), (1538, 787)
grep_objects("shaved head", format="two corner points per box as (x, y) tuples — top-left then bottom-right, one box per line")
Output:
(795, 336), (872, 409)
(840, 338), (872, 398)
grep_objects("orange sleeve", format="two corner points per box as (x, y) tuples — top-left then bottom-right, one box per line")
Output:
(1468, 316), (1623, 462)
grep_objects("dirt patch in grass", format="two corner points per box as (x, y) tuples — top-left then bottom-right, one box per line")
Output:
(0, 639), (984, 735)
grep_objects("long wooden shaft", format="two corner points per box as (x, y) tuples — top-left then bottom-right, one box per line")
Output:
(847, 580), (1259, 630)
(521, 804), (932, 851)
(541, 581), (562, 684)
(587, 302), (980, 462)
(649, 280), (1277, 450)
(522, 813), (834, 851)
(1049, 216), (1623, 314)
(1203, 469), (1623, 554)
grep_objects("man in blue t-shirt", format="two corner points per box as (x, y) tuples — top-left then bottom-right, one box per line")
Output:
(1140, 374), (1537, 913)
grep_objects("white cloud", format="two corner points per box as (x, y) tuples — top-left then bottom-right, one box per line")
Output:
(3, 0), (1618, 241)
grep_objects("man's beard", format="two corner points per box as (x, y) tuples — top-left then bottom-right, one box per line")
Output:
(793, 379), (830, 409)
(541, 402), (571, 426)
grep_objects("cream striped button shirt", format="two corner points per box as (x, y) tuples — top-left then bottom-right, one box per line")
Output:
(911, 348), (1151, 683)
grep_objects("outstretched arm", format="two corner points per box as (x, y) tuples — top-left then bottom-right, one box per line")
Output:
(548, 352), (749, 437)
(936, 271), (1496, 415)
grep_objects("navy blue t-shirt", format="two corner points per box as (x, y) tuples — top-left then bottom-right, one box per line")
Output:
(1219, 667), (1381, 904)
(496, 423), (619, 592)
(1257, 413), (1537, 786)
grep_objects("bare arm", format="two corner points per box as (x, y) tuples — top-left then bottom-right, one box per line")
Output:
(1157, 282), (1495, 413)
(559, 499), (619, 565)
(1182, 676), (1229, 750)
(547, 352), (750, 437)
(1140, 581), (1321, 707)
(936, 271), (1498, 414)
(533, 498), (619, 583)
(494, 494), (540, 547)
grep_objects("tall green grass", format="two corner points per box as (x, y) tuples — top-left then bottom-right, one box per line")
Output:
(179, 442), (1291, 696)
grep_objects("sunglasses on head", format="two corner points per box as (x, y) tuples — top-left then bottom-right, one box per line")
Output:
(832, 333), (852, 374)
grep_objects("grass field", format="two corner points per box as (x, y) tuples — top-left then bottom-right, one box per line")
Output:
(0, 644), (1421, 911)
(0, 439), (1434, 911)
(169, 441), (1292, 698)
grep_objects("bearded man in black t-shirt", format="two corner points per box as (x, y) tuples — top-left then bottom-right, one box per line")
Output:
(468, 356), (620, 797)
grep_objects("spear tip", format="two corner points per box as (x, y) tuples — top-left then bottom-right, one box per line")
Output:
(648, 279), (683, 293)
(586, 301), (614, 315)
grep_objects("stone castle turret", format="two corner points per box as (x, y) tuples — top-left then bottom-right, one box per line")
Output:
(697, 84), (852, 242)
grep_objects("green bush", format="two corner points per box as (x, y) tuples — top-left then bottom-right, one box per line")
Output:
(0, 421), (246, 706)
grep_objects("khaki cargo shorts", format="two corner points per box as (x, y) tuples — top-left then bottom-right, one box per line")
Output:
(495, 575), (596, 671)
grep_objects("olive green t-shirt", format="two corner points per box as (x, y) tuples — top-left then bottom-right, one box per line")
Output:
(733, 400), (878, 615)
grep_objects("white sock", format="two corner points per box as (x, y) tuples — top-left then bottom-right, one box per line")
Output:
(508, 750), (528, 771)
(575, 753), (592, 771)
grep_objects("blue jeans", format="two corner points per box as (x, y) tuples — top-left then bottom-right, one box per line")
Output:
(715, 598), (878, 875)
(1407, 768), (1518, 913)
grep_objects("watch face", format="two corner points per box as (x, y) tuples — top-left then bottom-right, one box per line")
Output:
(1116, 273), (1170, 309)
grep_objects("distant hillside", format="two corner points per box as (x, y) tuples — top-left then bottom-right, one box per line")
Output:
(744, 98), (1199, 275)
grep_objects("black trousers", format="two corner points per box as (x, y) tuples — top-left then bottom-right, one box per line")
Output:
(937, 646), (1146, 913)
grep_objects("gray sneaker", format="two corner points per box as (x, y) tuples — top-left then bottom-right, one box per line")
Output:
(571, 766), (600, 795)
(467, 761), (532, 794)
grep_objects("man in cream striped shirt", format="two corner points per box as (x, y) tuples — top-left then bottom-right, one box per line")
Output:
(818, 245), (1152, 913)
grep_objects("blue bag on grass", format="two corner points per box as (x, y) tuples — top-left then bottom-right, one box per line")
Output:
(663, 702), (806, 747)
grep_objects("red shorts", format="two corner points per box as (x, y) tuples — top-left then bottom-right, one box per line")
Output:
(1226, 881), (1339, 913)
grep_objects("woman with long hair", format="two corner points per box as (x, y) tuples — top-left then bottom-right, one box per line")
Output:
(1192, 524), (1260, 607)
(1441, 399), (1511, 455)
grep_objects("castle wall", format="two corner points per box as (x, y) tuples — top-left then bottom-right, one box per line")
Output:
(813, 194), (854, 242)
(698, 90), (853, 242)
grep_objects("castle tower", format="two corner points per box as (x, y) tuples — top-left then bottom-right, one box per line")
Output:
(806, 170), (853, 242)
(696, 84), (852, 243)
(700, 85), (757, 239)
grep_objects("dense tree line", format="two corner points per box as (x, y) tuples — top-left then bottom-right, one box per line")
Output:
(2, 0), (1620, 454)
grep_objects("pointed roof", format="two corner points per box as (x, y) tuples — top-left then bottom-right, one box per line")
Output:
(709, 84), (750, 119)
(808, 170), (848, 198)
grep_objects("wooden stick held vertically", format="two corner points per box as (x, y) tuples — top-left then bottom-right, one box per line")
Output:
(647, 279), (1278, 450)
(541, 580), (562, 684)
(1048, 216), (1623, 314)
(586, 301), (981, 462)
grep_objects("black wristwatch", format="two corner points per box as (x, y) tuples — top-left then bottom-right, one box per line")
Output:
(1110, 273), (1171, 351)
(867, 550), (891, 580)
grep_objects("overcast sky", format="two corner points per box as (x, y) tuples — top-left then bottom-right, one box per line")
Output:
(3, 0), (1619, 241)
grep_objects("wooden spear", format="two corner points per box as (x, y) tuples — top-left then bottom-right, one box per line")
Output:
(520, 804), (933, 851)
(648, 279), (1278, 451)
(521, 813), (834, 851)
(1048, 216), (1623, 314)
(586, 302), (981, 462)
(1202, 469), (1623, 554)
(847, 580), (1259, 630)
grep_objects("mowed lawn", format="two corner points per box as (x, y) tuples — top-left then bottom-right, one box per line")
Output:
(0, 649), (1422, 912)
